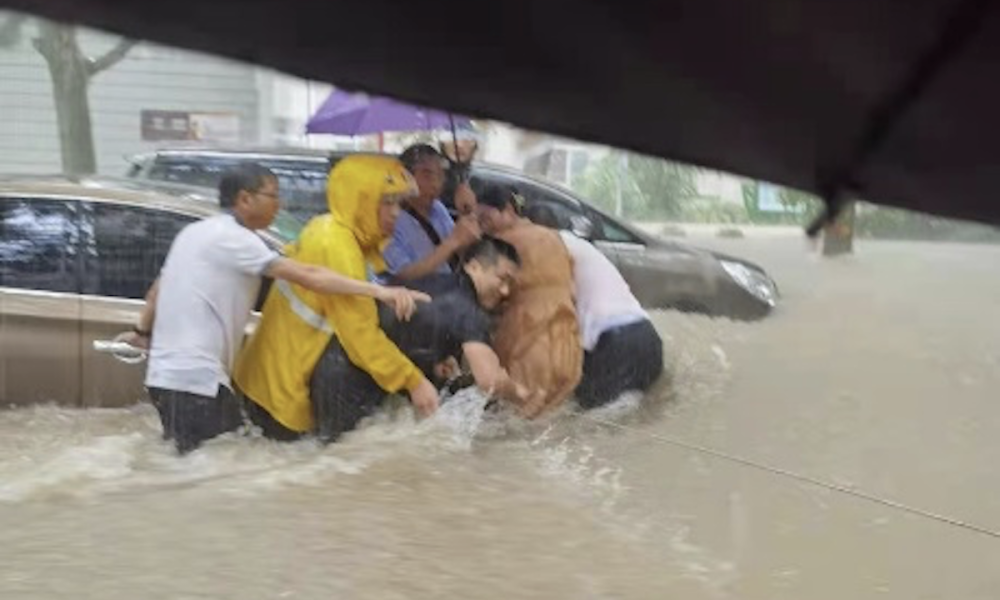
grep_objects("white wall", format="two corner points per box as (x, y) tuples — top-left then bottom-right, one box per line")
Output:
(0, 17), (260, 176)
(479, 122), (522, 169)
(257, 71), (351, 150)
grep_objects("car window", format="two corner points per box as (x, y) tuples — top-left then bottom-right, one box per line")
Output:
(528, 195), (582, 230)
(476, 173), (584, 230)
(147, 156), (232, 187)
(0, 197), (81, 293)
(81, 203), (196, 300)
(145, 155), (328, 239)
(258, 160), (329, 223)
(593, 213), (642, 244)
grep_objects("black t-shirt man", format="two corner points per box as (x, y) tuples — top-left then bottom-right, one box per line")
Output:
(378, 270), (492, 383)
(309, 236), (522, 443)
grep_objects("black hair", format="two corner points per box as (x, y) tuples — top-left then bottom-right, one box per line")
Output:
(462, 235), (521, 267)
(475, 181), (526, 215)
(399, 143), (443, 173)
(523, 203), (560, 229)
(218, 163), (277, 209)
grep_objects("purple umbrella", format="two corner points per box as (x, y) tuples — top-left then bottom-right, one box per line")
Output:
(306, 90), (471, 136)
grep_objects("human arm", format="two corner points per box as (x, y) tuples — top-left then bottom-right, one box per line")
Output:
(389, 215), (481, 281)
(124, 277), (159, 349)
(453, 182), (478, 217)
(409, 377), (440, 418)
(313, 231), (440, 416)
(266, 257), (429, 321)
(463, 341), (529, 403)
(433, 356), (461, 382)
(327, 290), (440, 416)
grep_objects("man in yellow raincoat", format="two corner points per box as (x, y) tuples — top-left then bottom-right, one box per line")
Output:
(234, 155), (440, 442)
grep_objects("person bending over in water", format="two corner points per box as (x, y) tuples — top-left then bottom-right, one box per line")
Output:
(524, 204), (664, 409)
(474, 182), (583, 418)
(310, 236), (529, 441)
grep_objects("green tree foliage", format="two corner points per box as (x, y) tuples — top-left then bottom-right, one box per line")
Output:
(572, 151), (696, 219)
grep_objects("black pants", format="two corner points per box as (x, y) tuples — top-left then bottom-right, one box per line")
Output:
(575, 319), (664, 410)
(241, 394), (306, 442)
(148, 385), (244, 454)
(310, 335), (389, 443)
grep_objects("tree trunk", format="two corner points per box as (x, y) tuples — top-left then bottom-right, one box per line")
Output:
(35, 22), (96, 175)
(822, 201), (856, 256)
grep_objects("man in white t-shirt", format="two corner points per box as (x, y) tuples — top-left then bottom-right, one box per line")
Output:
(525, 204), (664, 409)
(129, 164), (428, 453)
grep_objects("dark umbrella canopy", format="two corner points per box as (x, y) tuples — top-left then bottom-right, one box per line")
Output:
(5, 0), (1000, 227)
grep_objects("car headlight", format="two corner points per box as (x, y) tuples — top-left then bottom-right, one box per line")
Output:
(720, 260), (778, 307)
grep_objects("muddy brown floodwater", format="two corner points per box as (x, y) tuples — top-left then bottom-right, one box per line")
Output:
(2, 231), (999, 599)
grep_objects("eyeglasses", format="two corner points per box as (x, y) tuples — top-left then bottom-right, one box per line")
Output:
(254, 190), (280, 200)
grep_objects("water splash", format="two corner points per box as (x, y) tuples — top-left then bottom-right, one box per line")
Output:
(0, 388), (500, 503)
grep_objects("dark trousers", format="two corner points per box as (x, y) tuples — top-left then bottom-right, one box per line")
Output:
(575, 319), (664, 410)
(241, 394), (306, 442)
(148, 385), (244, 454)
(310, 335), (389, 444)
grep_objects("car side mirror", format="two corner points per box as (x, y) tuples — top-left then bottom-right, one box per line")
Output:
(569, 215), (595, 240)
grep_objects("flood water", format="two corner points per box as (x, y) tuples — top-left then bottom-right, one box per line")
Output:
(2, 231), (1000, 599)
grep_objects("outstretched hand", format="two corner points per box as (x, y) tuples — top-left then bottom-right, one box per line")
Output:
(375, 286), (431, 321)
(454, 182), (478, 217)
(449, 214), (482, 248)
(433, 356), (462, 381)
(516, 386), (549, 419)
(410, 378), (440, 418)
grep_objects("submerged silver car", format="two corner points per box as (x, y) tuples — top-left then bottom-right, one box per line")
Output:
(128, 148), (779, 319)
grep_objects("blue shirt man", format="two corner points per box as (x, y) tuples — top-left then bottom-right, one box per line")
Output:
(383, 199), (456, 276)
(383, 144), (480, 281)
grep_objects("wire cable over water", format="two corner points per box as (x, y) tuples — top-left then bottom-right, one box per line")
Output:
(576, 411), (1000, 541)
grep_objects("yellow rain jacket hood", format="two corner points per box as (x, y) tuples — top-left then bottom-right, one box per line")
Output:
(234, 155), (424, 432)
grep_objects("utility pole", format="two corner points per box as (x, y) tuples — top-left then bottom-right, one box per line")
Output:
(822, 201), (856, 256)
(614, 151), (627, 217)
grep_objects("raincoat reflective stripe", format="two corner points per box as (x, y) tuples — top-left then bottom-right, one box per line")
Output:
(274, 280), (333, 335)
(234, 156), (425, 433)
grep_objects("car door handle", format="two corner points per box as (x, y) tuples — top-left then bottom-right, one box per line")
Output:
(93, 340), (147, 365)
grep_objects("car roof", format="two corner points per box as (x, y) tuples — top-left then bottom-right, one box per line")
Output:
(131, 146), (335, 164)
(124, 148), (704, 252)
(0, 175), (221, 218)
(134, 146), (585, 202)
(127, 147), (676, 237)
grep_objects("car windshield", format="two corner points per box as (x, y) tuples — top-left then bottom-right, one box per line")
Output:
(268, 208), (308, 241)
(3, 9), (1000, 600)
(141, 155), (328, 238)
